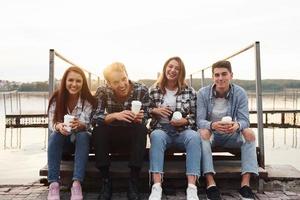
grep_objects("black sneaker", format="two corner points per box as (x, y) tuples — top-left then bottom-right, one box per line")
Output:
(98, 178), (112, 200)
(127, 179), (140, 200)
(239, 186), (255, 200)
(206, 186), (222, 200)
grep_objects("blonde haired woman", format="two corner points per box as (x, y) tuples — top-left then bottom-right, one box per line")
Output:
(148, 57), (201, 200)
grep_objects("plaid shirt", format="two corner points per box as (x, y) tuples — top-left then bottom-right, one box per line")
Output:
(149, 84), (197, 131)
(48, 97), (93, 132)
(92, 81), (150, 126)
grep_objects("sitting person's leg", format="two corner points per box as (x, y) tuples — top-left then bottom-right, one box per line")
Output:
(149, 129), (172, 200)
(199, 129), (215, 181)
(48, 131), (66, 183)
(175, 129), (201, 200)
(127, 123), (148, 170)
(241, 128), (258, 179)
(47, 131), (68, 200)
(92, 123), (112, 200)
(216, 129), (258, 200)
(175, 129), (201, 180)
(122, 123), (148, 200)
(92, 123), (111, 177)
(73, 131), (90, 182)
(199, 129), (221, 200)
(240, 128), (258, 200)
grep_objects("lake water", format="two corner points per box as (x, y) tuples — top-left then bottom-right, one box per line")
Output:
(0, 91), (299, 184)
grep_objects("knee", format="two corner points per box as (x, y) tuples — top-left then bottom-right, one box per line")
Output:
(76, 132), (90, 142)
(242, 128), (256, 142)
(199, 129), (211, 141)
(186, 131), (201, 143)
(150, 130), (165, 145)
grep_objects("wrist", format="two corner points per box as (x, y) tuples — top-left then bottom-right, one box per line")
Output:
(54, 122), (60, 132)
(210, 122), (215, 131)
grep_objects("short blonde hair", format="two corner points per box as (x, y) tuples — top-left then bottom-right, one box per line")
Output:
(103, 62), (128, 82)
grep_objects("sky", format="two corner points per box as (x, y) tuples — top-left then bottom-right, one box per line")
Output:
(0, 0), (300, 82)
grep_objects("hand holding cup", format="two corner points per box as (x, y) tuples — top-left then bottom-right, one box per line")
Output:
(64, 114), (75, 134)
(131, 100), (142, 115)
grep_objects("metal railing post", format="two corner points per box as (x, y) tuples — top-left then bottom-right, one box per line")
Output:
(189, 74), (193, 87)
(3, 93), (7, 116)
(49, 49), (55, 98)
(201, 70), (205, 88)
(88, 72), (92, 90)
(254, 41), (265, 168)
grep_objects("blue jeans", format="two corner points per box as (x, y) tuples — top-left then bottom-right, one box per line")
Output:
(149, 125), (201, 176)
(202, 132), (258, 175)
(47, 131), (90, 182)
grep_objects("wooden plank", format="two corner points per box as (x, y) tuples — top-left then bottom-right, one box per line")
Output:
(40, 160), (267, 180)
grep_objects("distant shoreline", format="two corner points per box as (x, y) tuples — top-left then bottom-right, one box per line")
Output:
(1, 78), (300, 92)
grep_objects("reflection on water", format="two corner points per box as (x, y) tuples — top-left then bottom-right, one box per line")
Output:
(0, 92), (299, 184)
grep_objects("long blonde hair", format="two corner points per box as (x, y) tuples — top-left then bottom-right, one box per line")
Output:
(155, 56), (187, 94)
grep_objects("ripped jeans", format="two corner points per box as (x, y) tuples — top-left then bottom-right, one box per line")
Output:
(149, 124), (201, 177)
(201, 131), (258, 175)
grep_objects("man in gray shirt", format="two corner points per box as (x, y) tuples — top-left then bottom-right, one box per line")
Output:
(196, 60), (258, 200)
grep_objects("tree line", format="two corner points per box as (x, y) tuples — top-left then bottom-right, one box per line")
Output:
(1, 79), (300, 92)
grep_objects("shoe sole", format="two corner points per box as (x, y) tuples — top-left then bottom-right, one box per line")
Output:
(239, 194), (254, 200)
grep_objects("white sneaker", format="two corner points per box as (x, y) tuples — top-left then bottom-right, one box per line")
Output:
(148, 183), (162, 200)
(186, 184), (199, 200)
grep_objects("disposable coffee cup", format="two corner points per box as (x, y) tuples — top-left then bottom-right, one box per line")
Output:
(64, 114), (75, 133)
(171, 111), (182, 121)
(221, 116), (233, 125)
(131, 100), (142, 114)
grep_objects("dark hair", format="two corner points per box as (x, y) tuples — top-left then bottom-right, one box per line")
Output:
(156, 56), (187, 94)
(48, 66), (97, 123)
(212, 60), (232, 73)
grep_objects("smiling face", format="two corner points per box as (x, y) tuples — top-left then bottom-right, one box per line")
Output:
(213, 67), (233, 92)
(108, 70), (130, 98)
(65, 71), (83, 96)
(165, 59), (180, 82)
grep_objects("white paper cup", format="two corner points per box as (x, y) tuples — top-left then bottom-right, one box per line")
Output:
(171, 111), (182, 120)
(221, 116), (232, 122)
(221, 116), (233, 125)
(64, 114), (75, 133)
(131, 100), (142, 114)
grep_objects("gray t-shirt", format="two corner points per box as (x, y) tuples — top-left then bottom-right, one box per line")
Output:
(211, 98), (229, 122)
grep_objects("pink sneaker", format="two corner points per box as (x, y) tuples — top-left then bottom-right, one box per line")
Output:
(70, 182), (83, 200)
(47, 182), (60, 200)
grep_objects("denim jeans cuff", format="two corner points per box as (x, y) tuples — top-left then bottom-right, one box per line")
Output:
(48, 179), (60, 184)
(72, 177), (83, 182)
(149, 170), (164, 174)
(186, 173), (201, 178)
(241, 170), (259, 176)
(202, 170), (216, 176)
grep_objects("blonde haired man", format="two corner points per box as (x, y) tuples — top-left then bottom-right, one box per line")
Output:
(92, 62), (150, 200)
